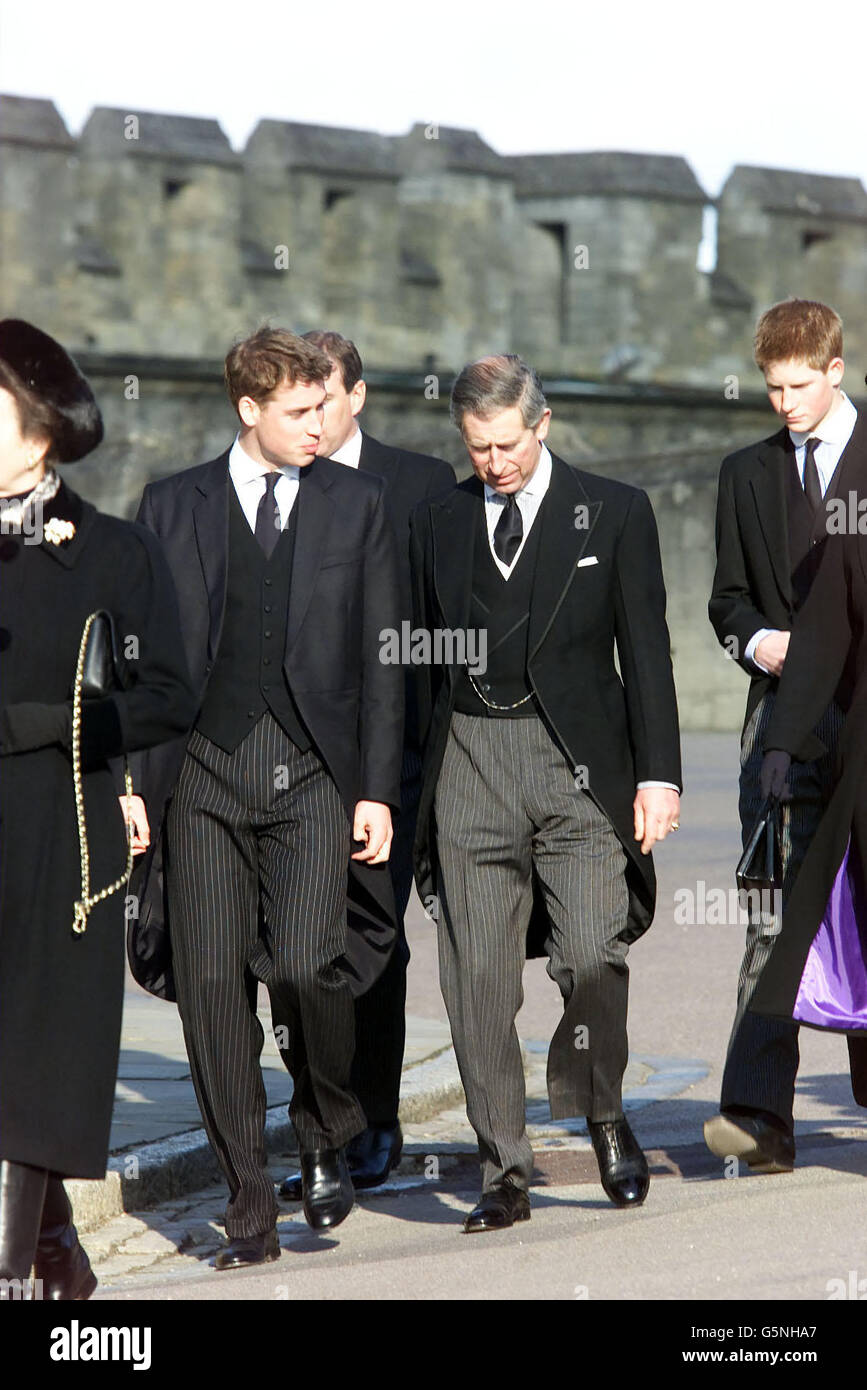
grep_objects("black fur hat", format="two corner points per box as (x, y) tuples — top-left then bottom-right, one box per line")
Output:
(0, 319), (103, 462)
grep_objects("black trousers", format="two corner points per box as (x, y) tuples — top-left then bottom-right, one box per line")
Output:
(351, 747), (421, 1128)
(167, 713), (364, 1238)
(721, 692), (843, 1130)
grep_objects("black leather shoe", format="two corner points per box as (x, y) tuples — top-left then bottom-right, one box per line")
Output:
(35, 1193), (97, 1301)
(345, 1124), (403, 1191)
(301, 1148), (354, 1232)
(214, 1228), (280, 1271)
(34, 1239), (96, 1301)
(588, 1116), (650, 1207)
(463, 1180), (531, 1233)
(35, 1230), (97, 1301)
(280, 1124), (404, 1199)
(704, 1111), (795, 1173)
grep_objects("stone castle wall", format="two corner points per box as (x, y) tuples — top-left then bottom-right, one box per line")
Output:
(4, 97), (867, 381)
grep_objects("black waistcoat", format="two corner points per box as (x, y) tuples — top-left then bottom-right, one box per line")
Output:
(195, 483), (311, 753)
(453, 494), (545, 718)
(785, 447), (847, 611)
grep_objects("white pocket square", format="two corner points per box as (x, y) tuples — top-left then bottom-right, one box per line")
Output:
(576, 555), (598, 568)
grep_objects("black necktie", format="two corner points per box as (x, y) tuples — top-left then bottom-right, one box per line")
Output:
(802, 437), (823, 513)
(493, 493), (523, 566)
(254, 473), (281, 557)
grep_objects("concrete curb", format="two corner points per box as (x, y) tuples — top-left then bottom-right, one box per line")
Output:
(69, 1046), (466, 1234)
(68, 1049), (705, 1233)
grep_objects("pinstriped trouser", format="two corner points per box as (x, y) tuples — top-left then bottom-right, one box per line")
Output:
(434, 712), (631, 1192)
(721, 692), (844, 1127)
(166, 713), (364, 1238)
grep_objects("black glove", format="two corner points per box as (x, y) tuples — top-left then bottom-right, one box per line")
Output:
(760, 749), (793, 803)
(0, 701), (72, 755)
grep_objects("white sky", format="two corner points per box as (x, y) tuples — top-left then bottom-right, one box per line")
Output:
(2, 0), (866, 199)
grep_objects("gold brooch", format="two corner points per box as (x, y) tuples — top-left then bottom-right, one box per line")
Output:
(43, 517), (76, 545)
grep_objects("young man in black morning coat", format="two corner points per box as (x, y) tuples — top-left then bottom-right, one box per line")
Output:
(127, 327), (403, 1268)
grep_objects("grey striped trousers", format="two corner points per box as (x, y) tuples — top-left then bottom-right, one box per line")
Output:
(167, 713), (364, 1238)
(434, 712), (631, 1192)
(721, 691), (844, 1126)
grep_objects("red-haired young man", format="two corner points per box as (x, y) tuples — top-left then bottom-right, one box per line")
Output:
(707, 299), (867, 1171)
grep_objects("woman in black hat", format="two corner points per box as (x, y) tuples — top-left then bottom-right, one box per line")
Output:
(0, 320), (195, 1299)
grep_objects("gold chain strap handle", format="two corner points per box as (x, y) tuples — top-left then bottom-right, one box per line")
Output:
(71, 612), (134, 935)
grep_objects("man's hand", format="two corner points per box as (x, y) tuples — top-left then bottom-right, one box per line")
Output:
(351, 800), (393, 864)
(633, 787), (680, 856)
(119, 793), (150, 856)
(755, 631), (790, 677)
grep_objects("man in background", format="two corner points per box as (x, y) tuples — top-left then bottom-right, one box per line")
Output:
(280, 332), (454, 1199)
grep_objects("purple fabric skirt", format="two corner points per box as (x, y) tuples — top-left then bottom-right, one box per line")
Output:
(794, 839), (867, 1029)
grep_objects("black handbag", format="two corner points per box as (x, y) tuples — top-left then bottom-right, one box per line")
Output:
(80, 610), (130, 698)
(736, 797), (782, 895)
(71, 611), (134, 933)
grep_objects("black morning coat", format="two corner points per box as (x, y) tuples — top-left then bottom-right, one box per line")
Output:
(357, 433), (456, 755)
(409, 452), (683, 953)
(708, 413), (867, 752)
(127, 450), (405, 1002)
(0, 482), (195, 1178)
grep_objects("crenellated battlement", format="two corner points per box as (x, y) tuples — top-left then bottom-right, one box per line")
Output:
(4, 95), (866, 382)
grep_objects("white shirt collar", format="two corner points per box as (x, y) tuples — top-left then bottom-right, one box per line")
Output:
(228, 433), (300, 483)
(788, 392), (857, 449)
(329, 427), (363, 469)
(483, 441), (552, 504)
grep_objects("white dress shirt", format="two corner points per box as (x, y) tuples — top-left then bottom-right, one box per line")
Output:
(329, 427), (363, 469)
(484, 443), (675, 794)
(228, 434), (300, 532)
(484, 442), (552, 579)
(746, 394), (858, 672)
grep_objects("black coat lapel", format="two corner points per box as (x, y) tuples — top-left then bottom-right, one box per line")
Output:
(806, 410), (867, 544)
(751, 434), (792, 607)
(430, 479), (478, 633)
(527, 456), (601, 659)
(830, 410), (867, 495)
(191, 453), (230, 662)
(35, 481), (95, 568)
(286, 459), (335, 655)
